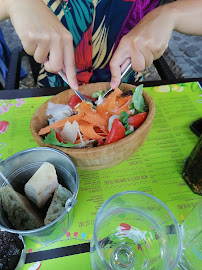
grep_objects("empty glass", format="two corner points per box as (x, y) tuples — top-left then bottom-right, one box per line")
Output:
(177, 198), (202, 270)
(90, 191), (182, 270)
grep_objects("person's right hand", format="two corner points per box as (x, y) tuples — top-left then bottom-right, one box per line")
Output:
(7, 0), (78, 90)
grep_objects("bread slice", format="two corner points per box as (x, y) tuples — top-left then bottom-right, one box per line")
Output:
(44, 184), (72, 225)
(1, 185), (44, 230)
(24, 162), (59, 208)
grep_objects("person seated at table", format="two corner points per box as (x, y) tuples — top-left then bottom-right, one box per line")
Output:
(0, 0), (202, 90)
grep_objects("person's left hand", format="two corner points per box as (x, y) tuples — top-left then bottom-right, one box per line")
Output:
(109, 4), (174, 88)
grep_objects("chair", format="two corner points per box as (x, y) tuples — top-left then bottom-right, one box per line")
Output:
(0, 37), (27, 91)
(0, 81), (3, 90)
(4, 46), (39, 90)
(0, 27), (11, 90)
(4, 45), (176, 90)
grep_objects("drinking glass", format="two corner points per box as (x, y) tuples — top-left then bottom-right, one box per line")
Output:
(90, 191), (182, 270)
(177, 198), (202, 270)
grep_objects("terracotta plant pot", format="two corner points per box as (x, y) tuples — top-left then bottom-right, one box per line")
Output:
(30, 82), (155, 170)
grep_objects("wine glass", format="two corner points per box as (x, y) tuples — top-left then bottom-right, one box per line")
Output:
(177, 198), (202, 270)
(90, 191), (182, 270)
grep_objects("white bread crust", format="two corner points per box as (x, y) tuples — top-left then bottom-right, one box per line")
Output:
(24, 162), (59, 208)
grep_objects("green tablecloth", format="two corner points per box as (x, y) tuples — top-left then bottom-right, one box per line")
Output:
(0, 82), (201, 269)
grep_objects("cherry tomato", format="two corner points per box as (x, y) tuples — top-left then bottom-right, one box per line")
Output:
(68, 94), (96, 109)
(128, 112), (147, 129)
(105, 119), (125, 144)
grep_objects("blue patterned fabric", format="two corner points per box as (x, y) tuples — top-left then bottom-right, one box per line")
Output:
(0, 28), (27, 85)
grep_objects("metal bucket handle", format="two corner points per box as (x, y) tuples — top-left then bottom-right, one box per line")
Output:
(65, 197), (77, 213)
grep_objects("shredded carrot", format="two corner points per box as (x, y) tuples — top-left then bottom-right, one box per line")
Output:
(82, 111), (108, 134)
(72, 100), (108, 133)
(75, 100), (92, 112)
(79, 122), (104, 140)
(117, 95), (132, 107)
(96, 94), (131, 119)
(115, 100), (131, 115)
(96, 104), (111, 122)
(93, 126), (108, 136)
(101, 87), (122, 112)
(38, 113), (85, 135)
(96, 87), (123, 117)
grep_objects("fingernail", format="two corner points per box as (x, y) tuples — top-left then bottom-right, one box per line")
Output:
(74, 84), (78, 90)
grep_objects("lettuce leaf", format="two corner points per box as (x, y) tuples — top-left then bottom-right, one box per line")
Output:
(41, 129), (77, 148)
(91, 90), (104, 98)
(130, 84), (147, 112)
(120, 111), (129, 130)
(120, 111), (133, 136)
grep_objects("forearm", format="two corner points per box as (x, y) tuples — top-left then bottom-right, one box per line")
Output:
(0, 1), (10, 20)
(0, 0), (45, 21)
(166, 0), (202, 35)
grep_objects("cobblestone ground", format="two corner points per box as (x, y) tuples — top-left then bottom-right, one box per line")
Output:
(1, 19), (202, 89)
(168, 31), (202, 78)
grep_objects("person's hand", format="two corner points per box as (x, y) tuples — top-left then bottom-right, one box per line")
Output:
(7, 0), (78, 90)
(109, 5), (174, 89)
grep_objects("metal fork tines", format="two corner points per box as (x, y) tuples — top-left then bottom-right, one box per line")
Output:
(58, 70), (92, 103)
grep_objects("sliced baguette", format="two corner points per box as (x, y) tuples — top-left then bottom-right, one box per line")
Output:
(1, 185), (44, 230)
(44, 184), (72, 225)
(24, 162), (59, 208)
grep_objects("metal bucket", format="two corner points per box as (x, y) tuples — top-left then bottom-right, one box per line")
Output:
(0, 147), (79, 243)
(16, 235), (26, 270)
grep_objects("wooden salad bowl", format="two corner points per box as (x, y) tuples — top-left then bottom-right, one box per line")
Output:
(30, 82), (155, 170)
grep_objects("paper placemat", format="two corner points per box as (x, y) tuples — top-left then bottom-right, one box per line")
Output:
(0, 82), (202, 269)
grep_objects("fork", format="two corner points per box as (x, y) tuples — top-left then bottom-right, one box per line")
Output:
(58, 62), (133, 101)
(58, 70), (93, 102)
(102, 62), (133, 98)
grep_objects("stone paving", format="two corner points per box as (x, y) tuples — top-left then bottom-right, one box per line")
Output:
(168, 31), (202, 78)
(1, 19), (202, 89)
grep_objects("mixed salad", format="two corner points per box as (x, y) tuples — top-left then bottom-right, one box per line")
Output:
(38, 84), (148, 148)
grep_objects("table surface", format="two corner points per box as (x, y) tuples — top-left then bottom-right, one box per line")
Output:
(0, 79), (202, 270)
(1, 77), (202, 99)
